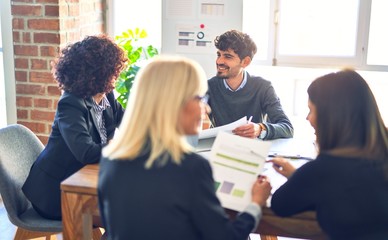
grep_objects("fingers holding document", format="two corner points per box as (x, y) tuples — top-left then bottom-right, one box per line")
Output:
(233, 122), (260, 139)
(251, 175), (272, 206)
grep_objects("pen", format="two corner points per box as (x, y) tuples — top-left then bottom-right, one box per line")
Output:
(267, 154), (314, 161)
(247, 116), (253, 123)
(265, 159), (282, 168)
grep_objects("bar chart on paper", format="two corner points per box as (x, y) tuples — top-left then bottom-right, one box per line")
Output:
(209, 132), (271, 211)
(215, 180), (246, 198)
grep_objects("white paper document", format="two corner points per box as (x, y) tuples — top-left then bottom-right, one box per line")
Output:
(209, 131), (272, 212)
(199, 116), (247, 139)
(268, 138), (317, 161)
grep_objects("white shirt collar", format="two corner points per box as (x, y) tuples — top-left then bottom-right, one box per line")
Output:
(223, 70), (247, 92)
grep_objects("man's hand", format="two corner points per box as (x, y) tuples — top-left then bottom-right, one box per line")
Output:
(233, 123), (262, 138)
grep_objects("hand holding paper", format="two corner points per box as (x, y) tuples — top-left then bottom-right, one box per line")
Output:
(208, 131), (272, 211)
(199, 116), (247, 139)
(233, 116), (260, 138)
(252, 175), (272, 206)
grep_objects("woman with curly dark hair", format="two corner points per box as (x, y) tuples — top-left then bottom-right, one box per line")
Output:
(22, 35), (127, 220)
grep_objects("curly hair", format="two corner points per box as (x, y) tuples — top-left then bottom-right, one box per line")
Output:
(52, 35), (127, 98)
(214, 30), (257, 60)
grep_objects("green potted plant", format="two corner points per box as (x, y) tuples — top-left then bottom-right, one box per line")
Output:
(115, 28), (159, 108)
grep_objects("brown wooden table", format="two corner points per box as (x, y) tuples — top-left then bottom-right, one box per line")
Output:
(61, 164), (326, 240)
(61, 164), (102, 240)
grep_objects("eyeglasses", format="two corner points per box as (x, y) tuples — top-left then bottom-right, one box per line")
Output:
(194, 94), (211, 114)
(194, 94), (209, 105)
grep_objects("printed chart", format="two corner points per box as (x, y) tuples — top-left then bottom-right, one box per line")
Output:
(209, 131), (271, 211)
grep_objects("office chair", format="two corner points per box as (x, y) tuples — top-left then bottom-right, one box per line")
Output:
(0, 124), (104, 240)
(0, 124), (62, 239)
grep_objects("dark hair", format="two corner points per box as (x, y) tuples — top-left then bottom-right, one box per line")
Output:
(52, 35), (127, 98)
(308, 69), (388, 160)
(214, 30), (257, 60)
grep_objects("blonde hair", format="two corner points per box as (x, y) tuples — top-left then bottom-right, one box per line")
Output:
(103, 55), (208, 168)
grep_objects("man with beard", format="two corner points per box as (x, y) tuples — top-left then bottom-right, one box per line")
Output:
(207, 30), (293, 140)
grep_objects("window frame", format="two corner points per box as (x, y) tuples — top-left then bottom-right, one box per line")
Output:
(106, 0), (388, 72)
(247, 0), (388, 71)
(0, 0), (17, 126)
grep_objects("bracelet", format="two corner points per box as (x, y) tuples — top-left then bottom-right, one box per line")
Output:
(258, 123), (267, 139)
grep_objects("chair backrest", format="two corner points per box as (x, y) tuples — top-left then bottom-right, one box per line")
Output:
(0, 124), (44, 218)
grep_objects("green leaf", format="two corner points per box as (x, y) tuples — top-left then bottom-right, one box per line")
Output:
(139, 29), (148, 39)
(146, 45), (159, 58)
(128, 29), (134, 38)
(135, 28), (140, 36)
(114, 28), (159, 108)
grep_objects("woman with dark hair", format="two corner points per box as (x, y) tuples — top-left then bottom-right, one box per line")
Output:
(22, 35), (127, 220)
(269, 69), (388, 239)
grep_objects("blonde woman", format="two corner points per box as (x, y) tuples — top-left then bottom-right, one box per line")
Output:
(98, 56), (271, 240)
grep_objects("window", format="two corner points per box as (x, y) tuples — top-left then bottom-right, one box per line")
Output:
(367, 0), (388, 66)
(277, 0), (359, 57)
(244, 0), (388, 71)
(0, 16), (5, 127)
(107, 0), (388, 126)
(109, 0), (388, 71)
(242, 0), (271, 62)
(106, 0), (162, 49)
(0, 0), (16, 127)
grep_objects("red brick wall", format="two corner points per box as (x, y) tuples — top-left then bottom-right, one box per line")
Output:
(11, 0), (105, 144)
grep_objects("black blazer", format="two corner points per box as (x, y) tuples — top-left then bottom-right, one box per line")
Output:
(98, 152), (257, 240)
(22, 91), (124, 219)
